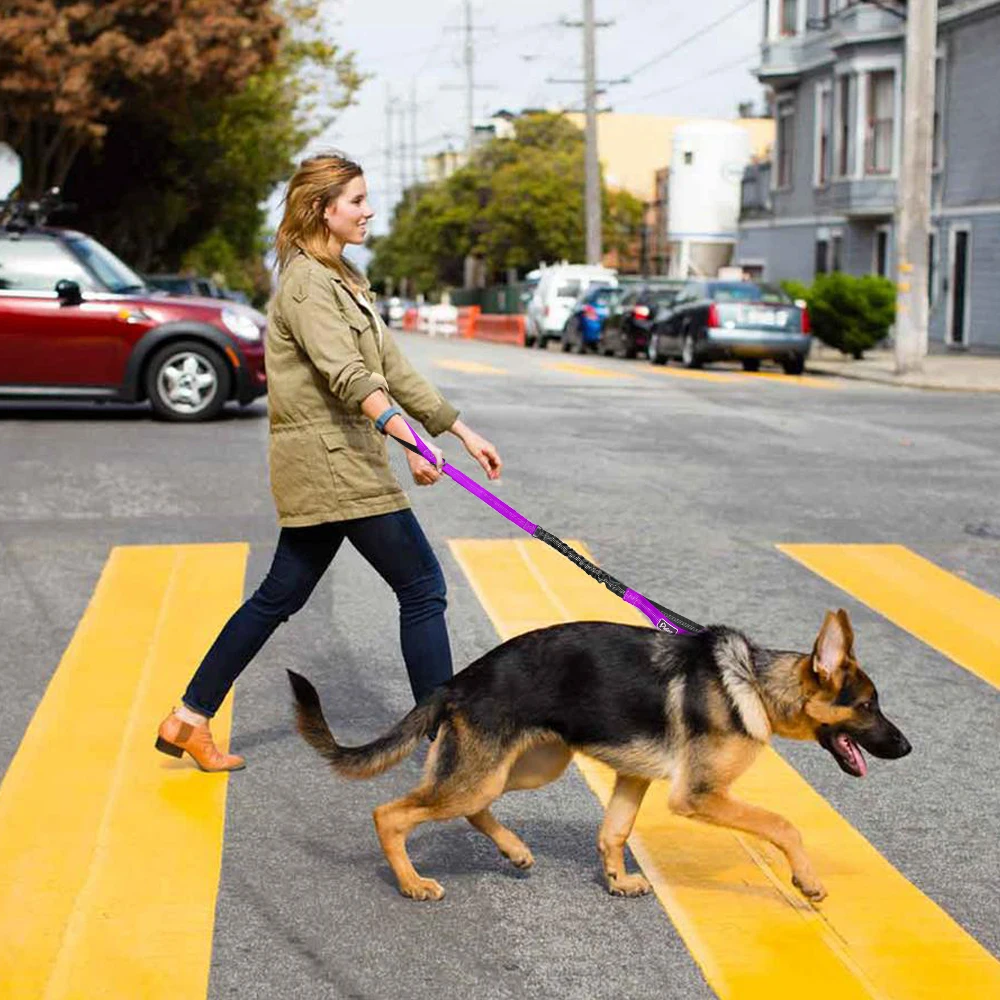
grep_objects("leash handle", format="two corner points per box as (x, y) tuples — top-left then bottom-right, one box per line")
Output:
(388, 421), (701, 635)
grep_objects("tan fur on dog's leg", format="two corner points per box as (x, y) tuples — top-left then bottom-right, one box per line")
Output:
(467, 808), (534, 868)
(598, 775), (652, 896)
(670, 788), (827, 901)
(373, 796), (444, 901)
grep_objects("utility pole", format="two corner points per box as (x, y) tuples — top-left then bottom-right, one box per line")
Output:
(443, 5), (496, 165)
(410, 81), (419, 206)
(582, 0), (600, 264)
(549, 4), (625, 266)
(464, 0), (475, 159)
(384, 86), (394, 215)
(894, 0), (937, 375)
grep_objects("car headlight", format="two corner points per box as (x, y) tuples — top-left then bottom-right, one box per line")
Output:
(220, 307), (263, 342)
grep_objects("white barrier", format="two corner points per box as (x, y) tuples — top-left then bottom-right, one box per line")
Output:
(416, 303), (459, 337)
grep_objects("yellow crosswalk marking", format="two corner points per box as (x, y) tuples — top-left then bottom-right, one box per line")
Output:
(544, 361), (631, 379)
(779, 543), (1000, 691)
(645, 366), (739, 383)
(0, 544), (247, 1000)
(435, 359), (508, 375)
(449, 537), (1000, 1000)
(738, 371), (842, 389)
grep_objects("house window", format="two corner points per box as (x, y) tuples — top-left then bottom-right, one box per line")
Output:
(874, 227), (890, 277)
(865, 70), (895, 175)
(831, 233), (843, 272)
(781, 0), (798, 35)
(776, 98), (796, 188)
(816, 84), (832, 186)
(835, 74), (854, 177)
(815, 239), (829, 275)
(928, 231), (936, 305)
(932, 57), (945, 170)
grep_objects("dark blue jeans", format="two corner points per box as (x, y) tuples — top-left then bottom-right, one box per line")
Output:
(182, 509), (453, 717)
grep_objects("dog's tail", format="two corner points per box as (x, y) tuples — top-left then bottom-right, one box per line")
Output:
(286, 669), (446, 779)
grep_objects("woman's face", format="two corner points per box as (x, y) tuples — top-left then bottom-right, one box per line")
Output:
(323, 175), (374, 247)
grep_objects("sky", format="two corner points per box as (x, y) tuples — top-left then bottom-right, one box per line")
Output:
(271, 0), (768, 264)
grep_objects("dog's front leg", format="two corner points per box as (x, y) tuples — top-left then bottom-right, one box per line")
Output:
(670, 788), (827, 902)
(598, 775), (652, 897)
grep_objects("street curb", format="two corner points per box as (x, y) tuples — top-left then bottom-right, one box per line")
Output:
(805, 363), (1000, 393)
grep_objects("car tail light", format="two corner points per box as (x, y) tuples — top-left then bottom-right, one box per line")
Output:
(543, 305), (550, 317)
(800, 307), (812, 334)
(707, 303), (720, 328)
(583, 305), (598, 321)
(633, 304), (651, 320)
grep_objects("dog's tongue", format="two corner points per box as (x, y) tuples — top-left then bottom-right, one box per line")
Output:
(836, 733), (868, 776)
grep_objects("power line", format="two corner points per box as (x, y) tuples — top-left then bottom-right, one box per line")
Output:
(626, 50), (758, 107)
(619, 0), (756, 82)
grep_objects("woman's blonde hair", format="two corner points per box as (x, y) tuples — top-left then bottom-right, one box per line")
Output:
(274, 151), (370, 298)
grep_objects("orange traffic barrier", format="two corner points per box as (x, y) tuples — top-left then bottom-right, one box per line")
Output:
(472, 313), (525, 346)
(457, 305), (481, 338)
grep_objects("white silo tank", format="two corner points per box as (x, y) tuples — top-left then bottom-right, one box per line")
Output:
(667, 121), (752, 278)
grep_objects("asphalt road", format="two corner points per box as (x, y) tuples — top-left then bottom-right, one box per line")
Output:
(1, 333), (998, 999)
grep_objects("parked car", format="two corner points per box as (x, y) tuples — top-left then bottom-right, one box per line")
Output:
(0, 226), (267, 421)
(525, 263), (618, 348)
(560, 282), (620, 353)
(647, 279), (811, 374)
(600, 279), (684, 359)
(145, 273), (228, 299)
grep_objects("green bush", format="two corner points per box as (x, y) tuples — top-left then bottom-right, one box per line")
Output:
(781, 273), (896, 358)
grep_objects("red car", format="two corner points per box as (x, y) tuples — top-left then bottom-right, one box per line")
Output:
(0, 225), (267, 421)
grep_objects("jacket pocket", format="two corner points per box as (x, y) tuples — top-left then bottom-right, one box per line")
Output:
(320, 425), (400, 502)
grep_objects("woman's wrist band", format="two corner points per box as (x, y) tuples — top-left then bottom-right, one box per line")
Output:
(374, 405), (403, 434)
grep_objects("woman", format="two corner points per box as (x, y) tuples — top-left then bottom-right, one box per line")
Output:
(155, 152), (502, 772)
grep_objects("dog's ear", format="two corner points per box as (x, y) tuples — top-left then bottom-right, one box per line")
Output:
(812, 610), (849, 686)
(835, 608), (855, 652)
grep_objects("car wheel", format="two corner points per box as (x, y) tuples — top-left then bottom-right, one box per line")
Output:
(782, 356), (806, 375)
(742, 359), (761, 372)
(681, 333), (702, 369)
(145, 340), (231, 422)
(648, 334), (666, 365)
(536, 332), (548, 349)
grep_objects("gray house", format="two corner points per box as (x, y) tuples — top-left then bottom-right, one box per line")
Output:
(735, 0), (1000, 351)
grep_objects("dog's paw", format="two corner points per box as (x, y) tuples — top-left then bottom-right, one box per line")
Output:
(792, 873), (827, 903)
(399, 877), (445, 901)
(607, 873), (652, 897)
(503, 844), (535, 869)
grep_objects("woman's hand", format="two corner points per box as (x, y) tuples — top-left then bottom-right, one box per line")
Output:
(406, 441), (444, 486)
(459, 429), (502, 481)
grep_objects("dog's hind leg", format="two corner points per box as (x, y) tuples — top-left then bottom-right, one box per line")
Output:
(373, 792), (444, 901)
(374, 722), (515, 901)
(466, 739), (572, 869)
(598, 774), (652, 897)
(467, 808), (534, 869)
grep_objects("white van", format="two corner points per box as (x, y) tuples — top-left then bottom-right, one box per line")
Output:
(525, 263), (618, 348)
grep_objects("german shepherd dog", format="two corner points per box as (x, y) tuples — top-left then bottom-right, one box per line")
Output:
(287, 608), (911, 903)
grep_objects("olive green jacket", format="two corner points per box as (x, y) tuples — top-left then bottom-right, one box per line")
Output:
(264, 252), (459, 526)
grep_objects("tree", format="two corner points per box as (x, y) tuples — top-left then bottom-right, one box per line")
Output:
(0, 1), (283, 197)
(369, 112), (642, 292)
(4, 2), (364, 301)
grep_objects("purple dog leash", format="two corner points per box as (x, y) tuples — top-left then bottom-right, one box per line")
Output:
(389, 421), (703, 636)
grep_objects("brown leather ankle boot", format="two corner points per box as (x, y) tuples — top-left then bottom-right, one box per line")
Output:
(155, 711), (246, 772)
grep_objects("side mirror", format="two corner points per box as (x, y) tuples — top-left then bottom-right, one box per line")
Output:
(55, 279), (83, 306)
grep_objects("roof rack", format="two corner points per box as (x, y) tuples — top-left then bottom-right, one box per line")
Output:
(0, 187), (76, 232)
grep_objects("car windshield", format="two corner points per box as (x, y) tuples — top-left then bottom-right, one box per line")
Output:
(652, 288), (680, 304)
(710, 282), (791, 304)
(67, 236), (148, 294)
(557, 280), (582, 298)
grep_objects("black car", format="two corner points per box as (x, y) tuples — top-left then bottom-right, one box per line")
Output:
(600, 280), (684, 359)
(647, 280), (812, 374)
